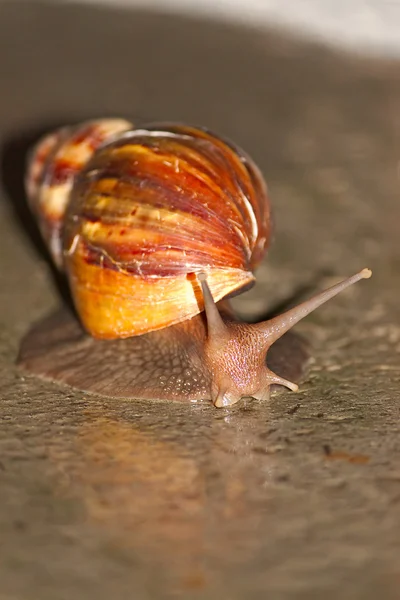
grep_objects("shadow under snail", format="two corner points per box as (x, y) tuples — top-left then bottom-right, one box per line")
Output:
(17, 118), (371, 408)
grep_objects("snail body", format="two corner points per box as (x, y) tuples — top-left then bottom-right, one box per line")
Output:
(18, 119), (371, 407)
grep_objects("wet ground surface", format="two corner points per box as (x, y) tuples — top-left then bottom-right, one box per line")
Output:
(0, 2), (400, 598)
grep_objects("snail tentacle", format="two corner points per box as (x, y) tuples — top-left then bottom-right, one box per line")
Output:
(198, 270), (371, 408)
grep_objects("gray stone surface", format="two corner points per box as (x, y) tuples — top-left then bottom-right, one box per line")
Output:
(0, 2), (400, 598)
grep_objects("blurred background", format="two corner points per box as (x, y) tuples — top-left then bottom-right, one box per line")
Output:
(6, 0), (400, 56)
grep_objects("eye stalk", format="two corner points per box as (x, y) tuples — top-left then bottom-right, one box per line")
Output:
(198, 269), (372, 408)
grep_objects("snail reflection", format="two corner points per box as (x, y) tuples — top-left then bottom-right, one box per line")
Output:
(49, 403), (283, 590)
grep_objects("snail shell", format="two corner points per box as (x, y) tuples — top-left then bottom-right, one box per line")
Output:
(27, 121), (270, 338)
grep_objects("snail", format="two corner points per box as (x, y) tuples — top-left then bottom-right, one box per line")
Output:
(17, 118), (371, 408)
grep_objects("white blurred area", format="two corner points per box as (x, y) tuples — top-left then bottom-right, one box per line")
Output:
(8, 0), (400, 56)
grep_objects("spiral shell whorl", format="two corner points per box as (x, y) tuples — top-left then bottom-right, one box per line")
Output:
(25, 118), (133, 267)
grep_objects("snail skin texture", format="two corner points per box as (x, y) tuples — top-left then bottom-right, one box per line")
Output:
(18, 119), (372, 408)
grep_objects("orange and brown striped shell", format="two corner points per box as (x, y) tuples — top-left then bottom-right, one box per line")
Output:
(26, 120), (271, 339)
(26, 118), (133, 267)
